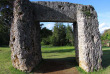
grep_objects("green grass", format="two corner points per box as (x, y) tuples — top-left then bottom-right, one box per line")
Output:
(0, 46), (110, 74)
(0, 47), (25, 74)
(41, 46), (75, 59)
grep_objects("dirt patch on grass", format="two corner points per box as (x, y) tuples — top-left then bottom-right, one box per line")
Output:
(32, 57), (79, 74)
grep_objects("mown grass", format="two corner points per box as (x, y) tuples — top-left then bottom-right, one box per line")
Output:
(0, 47), (25, 74)
(0, 46), (110, 74)
(41, 46), (75, 59)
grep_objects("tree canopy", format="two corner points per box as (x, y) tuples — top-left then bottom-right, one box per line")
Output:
(51, 22), (66, 46)
(101, 29), (110, 46)
(0, 0), (14, 46)
(101, 29), (110, 40)
(0, 0), (14, 26)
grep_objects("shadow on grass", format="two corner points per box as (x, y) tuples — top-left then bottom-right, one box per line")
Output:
(42, 49), (75, 53)
(32, 57), (78, 73)
(102, 49), (110, 68)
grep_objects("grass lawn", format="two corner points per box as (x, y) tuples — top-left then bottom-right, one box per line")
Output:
(0, 46), (110, 74)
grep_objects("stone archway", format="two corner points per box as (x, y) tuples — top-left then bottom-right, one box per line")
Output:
(10, 0), (103, 72)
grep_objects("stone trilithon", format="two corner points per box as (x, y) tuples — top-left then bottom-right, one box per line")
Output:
(10, 0), (103, 72)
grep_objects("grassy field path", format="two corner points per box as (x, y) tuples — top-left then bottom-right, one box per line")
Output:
(32, 46), (79, 74)
(33, 59), (79, 74)
(0, 46), (110, 74)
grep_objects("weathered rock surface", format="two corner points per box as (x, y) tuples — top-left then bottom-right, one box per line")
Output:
(10, 0), (102, 72)
(76, 5), (103, 72)
(32, 1), (77, 22)
(10, 0), (42, 72)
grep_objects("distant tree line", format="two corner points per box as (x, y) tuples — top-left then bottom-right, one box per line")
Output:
(41, 22), (74, 46)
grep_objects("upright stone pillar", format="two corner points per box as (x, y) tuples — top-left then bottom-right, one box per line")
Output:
(10, 0), (42, 72)
(76, 5), (103, 72)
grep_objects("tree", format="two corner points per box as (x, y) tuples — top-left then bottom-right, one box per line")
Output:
(41, 27), (52, 39)
(101, 29), (110, 40)
(58, 23), (66, 46)
(0, 23), (9, 46)
(0, 0), (14, 26)
(66, 24), (74, 46)
(0, 0), (13, 46)
(52, 22), (67, 46)
(101, 29), (110, 46)
(51, 22), (59, 46)
(40, 27), (52, 45)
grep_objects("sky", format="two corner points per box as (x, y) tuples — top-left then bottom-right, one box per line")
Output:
(30, 0), (110, 33)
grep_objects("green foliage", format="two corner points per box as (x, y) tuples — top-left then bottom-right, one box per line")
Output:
(51, 22), (67, 46)
(101, 29), (110, 46)
(66, 24), (74, 46)
(41, 23), (74, 46)
(0, 0), (14, 26)
(101, 29), (110, 40)
(84, 10), (91, 16)
(0, 24), (10, 46)
(41, 27), (52, 45)
(41, 36), (52, 45)
(41, 27), (52, 38)
(0, 0), (14, 46)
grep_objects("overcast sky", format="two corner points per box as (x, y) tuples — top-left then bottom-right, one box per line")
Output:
(30, 0), (110, 33)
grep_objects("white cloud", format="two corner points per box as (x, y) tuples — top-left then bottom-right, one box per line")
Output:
(99, 23), (110, 33)
(40, 22), (55, 30)
(98, 12), (110, 33)
(99, 23), (106, 28)
(45, 24), (54, 29)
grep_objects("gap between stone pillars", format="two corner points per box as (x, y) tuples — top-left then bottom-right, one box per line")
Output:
(73, 22), (79, 64)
